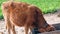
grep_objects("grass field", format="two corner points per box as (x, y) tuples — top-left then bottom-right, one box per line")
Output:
(0, 0), (60, 19)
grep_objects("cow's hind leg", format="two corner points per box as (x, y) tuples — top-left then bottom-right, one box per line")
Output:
(11, 25), (16, 34)
(6, 21), (16, 34)
(6, 21), (11, 34)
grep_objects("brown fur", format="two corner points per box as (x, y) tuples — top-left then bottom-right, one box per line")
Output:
(2, 1), (55, 34)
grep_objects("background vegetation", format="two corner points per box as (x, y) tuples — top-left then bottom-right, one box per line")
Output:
(0, 0), (60, 19)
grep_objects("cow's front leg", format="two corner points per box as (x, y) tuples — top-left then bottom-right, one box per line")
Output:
(25, 25), (29, 34)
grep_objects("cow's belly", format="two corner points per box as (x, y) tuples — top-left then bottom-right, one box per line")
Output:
(10, 12), (27, 26)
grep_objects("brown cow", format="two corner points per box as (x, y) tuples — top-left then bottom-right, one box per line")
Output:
(1, 1), (55, 34)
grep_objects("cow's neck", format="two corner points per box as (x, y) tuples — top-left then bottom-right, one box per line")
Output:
(38, 14), (49, 28)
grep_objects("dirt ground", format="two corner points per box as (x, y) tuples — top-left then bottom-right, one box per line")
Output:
(0, 11), (60, 34)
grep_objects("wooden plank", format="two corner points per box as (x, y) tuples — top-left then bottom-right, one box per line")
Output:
(39, 30), (60, 34)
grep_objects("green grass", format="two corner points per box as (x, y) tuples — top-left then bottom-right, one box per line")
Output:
(0, 0), (60, 19)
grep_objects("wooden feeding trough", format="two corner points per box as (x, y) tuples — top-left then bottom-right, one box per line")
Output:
(32, 23), (60, 34)
(40, 30), (60, 34)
